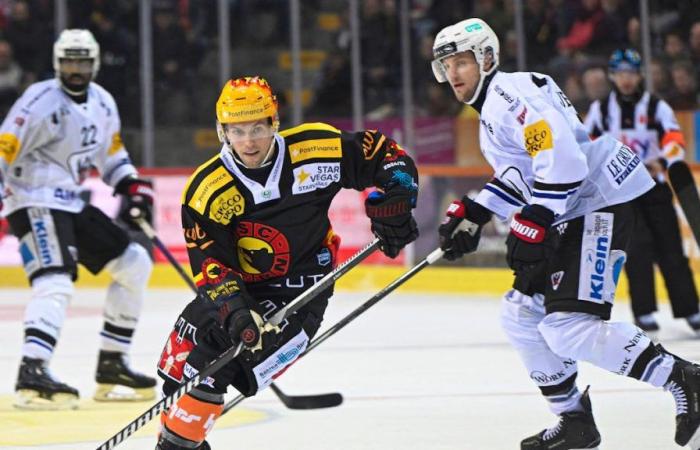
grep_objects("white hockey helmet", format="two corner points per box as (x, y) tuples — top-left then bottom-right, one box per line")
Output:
(432, 18), (500, 104)
(53, 29), (100, 79)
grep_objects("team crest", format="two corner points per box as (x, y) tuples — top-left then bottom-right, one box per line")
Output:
(235, 221), (291, 282)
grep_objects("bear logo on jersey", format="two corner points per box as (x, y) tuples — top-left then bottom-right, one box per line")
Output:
(235, 221), (290, 282)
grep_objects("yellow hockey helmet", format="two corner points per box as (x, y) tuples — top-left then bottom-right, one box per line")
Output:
(216, 77), (279, 143)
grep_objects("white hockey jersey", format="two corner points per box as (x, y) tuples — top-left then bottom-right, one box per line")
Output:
(473, 71), (654, 224)
(584, 90), (686, 165)
(0, 79), (137, 215)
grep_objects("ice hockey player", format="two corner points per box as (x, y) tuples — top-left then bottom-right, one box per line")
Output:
(154, 76), (419, 449)
(432, 18), (700, 450)
(584, 48), (700, 334)
(0, 29), (156, 410)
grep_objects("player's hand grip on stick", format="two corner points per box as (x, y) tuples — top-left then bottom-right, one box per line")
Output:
(97, 239), (380, 450)
(438, 196), (491, 261)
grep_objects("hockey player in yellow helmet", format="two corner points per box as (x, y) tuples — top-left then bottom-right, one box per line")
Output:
(215, 76), (280, 168)
(155, 76), (420, 449)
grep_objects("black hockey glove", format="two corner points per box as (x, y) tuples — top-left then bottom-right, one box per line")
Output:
(115, 176), (154, 230)
(213, 287), (280, 352)
(365, 190), (419, 258)
(505, 204), (556, 273)
(438, 197), (492, 261)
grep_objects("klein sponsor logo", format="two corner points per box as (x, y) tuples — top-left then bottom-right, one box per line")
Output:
(588, 235), (610, 301)
(33, 220), (53, 265)
(54, 188), (77, 201)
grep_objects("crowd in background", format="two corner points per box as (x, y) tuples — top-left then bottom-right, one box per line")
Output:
(0, 0), (698, 129)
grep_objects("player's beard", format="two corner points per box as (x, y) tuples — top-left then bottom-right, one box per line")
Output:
(60, 73), (91, 95)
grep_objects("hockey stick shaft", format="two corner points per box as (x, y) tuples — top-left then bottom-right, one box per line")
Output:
(222, 247), (445, 414)
(137, 219), (347, 410)
(138, 220), (198, 292)
(97, 238), (380, 450)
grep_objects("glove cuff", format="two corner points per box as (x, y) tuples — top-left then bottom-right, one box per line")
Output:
(462, 197), (492, 225)
(520, 204), (555, 228)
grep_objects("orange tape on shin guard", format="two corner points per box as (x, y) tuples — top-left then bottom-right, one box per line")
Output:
(162, 394), (224, 443)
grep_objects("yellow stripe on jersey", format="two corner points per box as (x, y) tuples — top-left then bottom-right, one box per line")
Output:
(107, 132), (124, 156)
(289, 138), (342, 164)
(0, 133), (21, 164)
(279, 122), (340, 138)
(181, 154), (223, 204)
(187, 166), (234, 215)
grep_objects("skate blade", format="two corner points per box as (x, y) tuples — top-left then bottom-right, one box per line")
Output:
(14, 389), (79, 410)
(94, 384), (156, 402)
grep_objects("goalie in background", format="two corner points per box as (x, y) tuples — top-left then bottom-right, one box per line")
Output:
(584, 48), (700, 335)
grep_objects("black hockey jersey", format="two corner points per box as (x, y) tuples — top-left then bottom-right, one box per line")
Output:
(181, 122), (417, 299)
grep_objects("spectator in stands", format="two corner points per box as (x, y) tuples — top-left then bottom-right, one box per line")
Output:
(581, 65), (609, 103)
(0, 39), (22, 117)
(308, 49), (352, 118)
(361, 0), (400, 117)
(152, 1), (189, 124)
(689, 21), (700, 84)
(650, 58), (672, 99)
(626, 17), (641, 48)
(524, 0), (557, 72)
(668, 60), (699, 110)
(663, 31), (688, 64)
(556, 0), (605, 56)
(5, 0), (50, 82)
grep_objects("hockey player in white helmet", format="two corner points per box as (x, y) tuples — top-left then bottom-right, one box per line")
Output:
(433, 18), (700, 449)
(0, 29), (156, 409)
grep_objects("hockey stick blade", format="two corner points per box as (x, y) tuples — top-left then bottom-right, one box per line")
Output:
(97, 239), (379, 450)
(269, 383), (343, 409)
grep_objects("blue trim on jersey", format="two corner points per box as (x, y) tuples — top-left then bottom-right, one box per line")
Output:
(484, 184), (524, 206)
(26, 337), (54, 352)
(532, 189), (578, 200)
(100, 331), (132, 344)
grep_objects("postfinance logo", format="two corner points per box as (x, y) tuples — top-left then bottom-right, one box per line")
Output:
(289, 138), (341, 164)
(523, 119), (553, 157)
(236, 221), (290, 282)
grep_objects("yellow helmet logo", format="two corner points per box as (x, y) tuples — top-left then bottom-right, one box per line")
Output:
(216, 76), (279, 126)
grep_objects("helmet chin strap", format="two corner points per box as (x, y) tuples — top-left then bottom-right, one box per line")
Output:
(229, 136), (277, 169)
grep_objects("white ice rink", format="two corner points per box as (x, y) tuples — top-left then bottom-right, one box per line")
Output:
(1, 287), (698, 449)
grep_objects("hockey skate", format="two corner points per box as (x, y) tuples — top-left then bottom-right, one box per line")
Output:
(664, 358), (700, 449)
(521, 389), (601, 450)
(94, 350), (156, 401)
(14, 357), (79, 410)
(685, 313), (700, 334)
(635, 313), (660, 334)
(156, 436), (211, 450)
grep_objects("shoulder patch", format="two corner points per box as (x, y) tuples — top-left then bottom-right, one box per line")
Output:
(288, 137), (342, 164)
(0, 133), (21, 164)
(524, 120), (553, 157)
(531, 74), (547, 87)
(279, 122), (340, 138)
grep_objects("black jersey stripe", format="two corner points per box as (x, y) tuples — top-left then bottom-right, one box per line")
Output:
(489, 178), (527, 203)
(533, 180), (582, 192)
(181, 154), (224, 205)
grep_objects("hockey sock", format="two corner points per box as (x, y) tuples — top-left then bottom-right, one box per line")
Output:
(22, 273), (73, 361)
(160, 391), (223, 447)
(539, 373), (584, 415)
(627, 343), (675, 387)
(99, 322), (135, 353)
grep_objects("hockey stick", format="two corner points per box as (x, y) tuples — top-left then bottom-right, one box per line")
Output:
(221, 246), (446, 415)
(97, 238), (380, 450)
(136, 219), (346, 410)
(668, 161), (700, 245)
